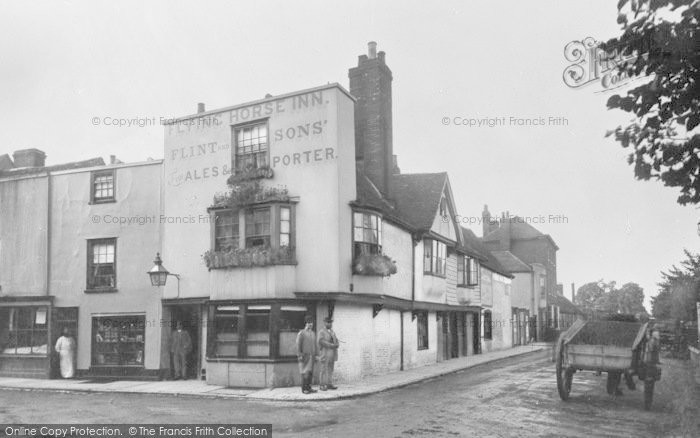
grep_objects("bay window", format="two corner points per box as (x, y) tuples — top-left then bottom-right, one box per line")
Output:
(353, 212), (382, 256)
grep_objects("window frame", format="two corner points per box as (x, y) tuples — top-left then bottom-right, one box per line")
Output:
(233, 120), (269, 173)
(467, 257), (479, 286)
(0, 306), (49, 356)
(91, 315), (145, 367)
(86, 238), (117, 292)
(416, 311), (429, 350)
(353, 211), (383, 258)
(90, 169), (116, 204)
(214, 209), (240, 252)
(208, 301), (314, 360)
(423, 239), (447, 277)
(245, 207), (271, 248)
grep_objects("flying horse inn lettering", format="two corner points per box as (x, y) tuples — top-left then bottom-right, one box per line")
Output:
(167, 91), (338, 186)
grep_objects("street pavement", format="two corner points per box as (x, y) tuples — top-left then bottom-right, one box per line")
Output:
(0, 344), (544, 401)
(1, 350), (698, 437)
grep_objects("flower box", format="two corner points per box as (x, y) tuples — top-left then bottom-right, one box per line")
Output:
(352, 253), (397, 277)
(203, 246), (296, 270)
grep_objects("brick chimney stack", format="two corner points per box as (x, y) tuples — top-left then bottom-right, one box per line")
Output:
(12, 148), (46, 168)
(349, 41), (394, 197)
(482, 205), (491, 237)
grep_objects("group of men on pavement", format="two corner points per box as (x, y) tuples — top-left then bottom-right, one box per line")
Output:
(296, 315), (340, 394)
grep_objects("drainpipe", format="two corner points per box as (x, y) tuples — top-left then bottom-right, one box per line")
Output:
(46, 171), (53, 379)
(400, 311), (404, 371)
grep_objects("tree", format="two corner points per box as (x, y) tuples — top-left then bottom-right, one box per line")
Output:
(575, 281), (606, 315)
(576, 280), (648, 316)
(603, 0), (700, 205)
(654, 249), (700, 321)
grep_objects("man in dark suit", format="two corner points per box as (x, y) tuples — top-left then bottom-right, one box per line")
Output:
(318, 316), (339, 390)
(170, 321), (192, 380)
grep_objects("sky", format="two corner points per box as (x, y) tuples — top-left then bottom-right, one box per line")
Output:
(1, 0), (697, 310)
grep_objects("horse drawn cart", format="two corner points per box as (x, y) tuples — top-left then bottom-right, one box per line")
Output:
(555, 318), (661, 410)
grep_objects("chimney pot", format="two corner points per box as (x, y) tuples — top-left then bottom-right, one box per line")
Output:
(197, 102), (206, 113)
(110, 155), (116, 165)
(368, 41), (377, 59)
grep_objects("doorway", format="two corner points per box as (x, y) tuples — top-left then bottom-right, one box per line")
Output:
(472, 312), (481, 354)
(449, 313), (459, 358)
(167, 305), (201, 380)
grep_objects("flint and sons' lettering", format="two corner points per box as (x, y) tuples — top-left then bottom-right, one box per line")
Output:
(274, 120), (325, 141)
(168, 164), (233, 187)
(171, 142), (227, 161)
(272, 147), (335, 168)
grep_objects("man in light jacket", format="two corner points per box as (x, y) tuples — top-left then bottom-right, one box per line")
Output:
(296, 315), (317, 394)
(318, 316), (339, 390)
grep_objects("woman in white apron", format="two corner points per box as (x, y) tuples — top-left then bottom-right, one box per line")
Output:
(55, 327), (76, 378)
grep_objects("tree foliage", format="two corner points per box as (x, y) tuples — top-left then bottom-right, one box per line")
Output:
(603, 0), (700, 204)
(653, 249), (700, 321)
(575, 280), (648, 316)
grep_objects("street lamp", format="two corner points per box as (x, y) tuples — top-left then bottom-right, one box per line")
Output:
(147, 253), (180, 296)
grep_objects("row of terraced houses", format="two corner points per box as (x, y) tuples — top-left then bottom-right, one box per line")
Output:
(0, 43), (581, 387)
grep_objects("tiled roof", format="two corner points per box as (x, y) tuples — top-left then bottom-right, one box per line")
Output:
(548, 293), (584, 315)
(490, 250), (532, 273)
(391, 173), (447, 231)
(0, 157), (106, 177)
(483, 216), (559, 250)
(353, 171), (448, 233)
(459, 227), (513, 278)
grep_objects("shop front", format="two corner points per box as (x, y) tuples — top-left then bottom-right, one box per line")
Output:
(0, 297), (53, 378)
(205, 300), (315, 388)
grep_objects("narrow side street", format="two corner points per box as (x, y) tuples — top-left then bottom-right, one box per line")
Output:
(2, 351), (698, 437)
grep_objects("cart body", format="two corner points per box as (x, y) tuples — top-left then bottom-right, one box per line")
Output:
(555, 318), (661, 410)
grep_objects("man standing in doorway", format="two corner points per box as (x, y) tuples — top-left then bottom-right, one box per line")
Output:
(296, 315), (317, 394)
(170, 321), (192, 380)
(318, 316), (339, 390)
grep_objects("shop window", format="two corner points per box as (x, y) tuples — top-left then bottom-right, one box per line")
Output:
(213, 305), (240, 357)
(417, 312), (429, 350)
(87, 238), (116, 290)
(209, 303), (312, 359)
(245, 208), (271, 248)
(92, 315), (145, 366)
(214, 210), (239, 251)
(245, 305), (270, 357)
(91, 170), (115, 203)
(234, 122), (268, 172)
(483, 311), (493, 340)
(278, 305), (307, 357)
(353, 212), (382, 256)
(0, 307), (48, 355)
(423, 239), (446, 276)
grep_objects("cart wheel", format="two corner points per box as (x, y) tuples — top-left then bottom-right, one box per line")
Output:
(644, 378), (655, 410)
(556, 336), (572, 400)
(606, 372), (621, 395)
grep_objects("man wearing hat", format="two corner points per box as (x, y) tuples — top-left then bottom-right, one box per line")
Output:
(318, 315), (340, 390)
(296, 315), (317, 394)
